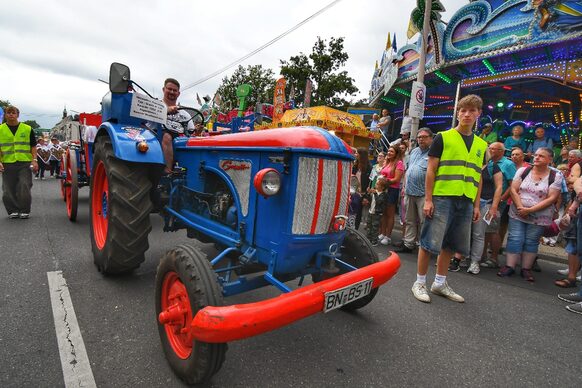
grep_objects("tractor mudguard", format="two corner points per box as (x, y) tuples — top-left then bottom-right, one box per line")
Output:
(183, 252), (400, 343)
(96, 122), (164, 165)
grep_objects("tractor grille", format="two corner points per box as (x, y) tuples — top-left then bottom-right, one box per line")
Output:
(292, 157), (351, 235)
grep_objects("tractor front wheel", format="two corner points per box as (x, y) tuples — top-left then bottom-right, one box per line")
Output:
(155, 244), (227, 385)
(89, 137), (153, 274)
(313, 227), (379, 311)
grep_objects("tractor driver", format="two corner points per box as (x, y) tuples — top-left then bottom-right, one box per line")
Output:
(161, 78), (194, 174)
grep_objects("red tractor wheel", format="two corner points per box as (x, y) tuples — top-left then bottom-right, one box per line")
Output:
(64, 149), (78, 221)
(89, 137), (153, 274)
(312, 227), (379, 311)
(59, 155), (66, 201)
(156, 244), (227, 385)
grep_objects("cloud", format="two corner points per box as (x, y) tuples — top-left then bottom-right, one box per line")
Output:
(1, 0), (467, 128)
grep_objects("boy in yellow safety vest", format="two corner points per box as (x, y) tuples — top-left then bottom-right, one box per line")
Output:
(411, 95), (487, 303)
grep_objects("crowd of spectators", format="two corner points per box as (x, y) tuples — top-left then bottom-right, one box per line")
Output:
(358, 108), (582, 314)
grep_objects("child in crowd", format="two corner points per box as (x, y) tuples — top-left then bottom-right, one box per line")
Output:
(367, 177), (389, 246)
(347, 176), (362, 229)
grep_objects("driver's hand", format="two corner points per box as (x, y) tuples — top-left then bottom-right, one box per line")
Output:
(167, 105), (179, 114)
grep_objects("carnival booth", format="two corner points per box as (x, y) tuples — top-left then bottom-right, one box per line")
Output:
(370, 0), (582, 147)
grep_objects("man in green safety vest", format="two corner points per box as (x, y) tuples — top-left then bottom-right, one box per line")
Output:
(411, 95), (487, 304)
(0, 105), (38, 219)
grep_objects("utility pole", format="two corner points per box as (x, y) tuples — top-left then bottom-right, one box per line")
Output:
(410, 0), (432, 146)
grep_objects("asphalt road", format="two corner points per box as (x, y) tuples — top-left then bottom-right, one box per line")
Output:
(1, 176), (580, 387)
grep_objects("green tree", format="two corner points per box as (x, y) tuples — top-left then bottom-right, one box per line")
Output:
(280, 37), (359, 108)
(23, 120), (40, 129)
(215, 65), (276, 111)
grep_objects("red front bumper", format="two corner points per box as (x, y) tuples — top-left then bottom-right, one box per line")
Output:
(189, 252), (400, 343)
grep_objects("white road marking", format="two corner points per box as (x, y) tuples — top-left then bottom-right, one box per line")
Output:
(47, 271), (97, 388)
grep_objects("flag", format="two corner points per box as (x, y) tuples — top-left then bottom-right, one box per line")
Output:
(407, 18), (419, 39)
(196, 93), (202, 106)
(392, 33), (397, 52)
(385, 33), (391, 50)
(212, 93), (222, 107)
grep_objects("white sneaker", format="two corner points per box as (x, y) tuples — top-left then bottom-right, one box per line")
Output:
(380, 236), (391, 245)
(467, 261), (480, 275)
(557, 268), (569, 276)
(412, 282), (431, 303)
(378, 234), (385, 241)
(8, 212), (19, 219)
(430, 281), (465, 303)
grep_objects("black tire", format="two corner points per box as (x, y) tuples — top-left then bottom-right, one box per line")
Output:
(313, 227), (379, 311)
(155, 244), (227, 385)
(89, 137), (153, 274)
(65, 149), (78, 221)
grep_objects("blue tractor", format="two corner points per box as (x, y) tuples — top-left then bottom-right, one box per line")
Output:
(90, 63), (401, 384)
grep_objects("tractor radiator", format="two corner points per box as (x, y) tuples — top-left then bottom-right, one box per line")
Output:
(292, 157), (351, 235)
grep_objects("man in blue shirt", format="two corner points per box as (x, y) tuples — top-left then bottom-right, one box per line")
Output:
(527, 126), (553, 159)
(395, 127), (433, 253)
(481, 142), (516, 268)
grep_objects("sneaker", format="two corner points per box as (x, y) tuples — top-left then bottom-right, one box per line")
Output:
(448, 259), (461, 272)
(395, 244), (415, 254)
(557, 268), (569, 276)
(480, 259), (500, 269)
(19, 213), (29, 219)
(378, 234), (385, 241)
(566, 302), (582, 315)
(497, 265), (515, 277)
(8, 212), (19, 219)
(380, 236), (391, 245)
(371, 240), (379, 247)
(459, 258), (470, 269)
(558, 292), (582, 304)
(467, 261), (481, 275)
(411, 282), (431, 303)
(34, 176), (39, 180)
(430, 281), (465, 303)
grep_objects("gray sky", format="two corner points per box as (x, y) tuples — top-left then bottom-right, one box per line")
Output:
(0, 0), (467, 128)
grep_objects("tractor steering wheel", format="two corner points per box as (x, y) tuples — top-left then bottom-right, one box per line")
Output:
(175, 106), (205, 128)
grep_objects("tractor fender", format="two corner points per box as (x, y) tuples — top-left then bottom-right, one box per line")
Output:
(96, 122), (164, 165)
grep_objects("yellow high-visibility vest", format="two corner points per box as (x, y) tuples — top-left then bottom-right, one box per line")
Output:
(0, 123), (33, 163)
(433, 128), (487, 201)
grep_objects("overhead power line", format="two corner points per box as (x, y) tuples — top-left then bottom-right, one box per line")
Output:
(182, 0), (344, 91)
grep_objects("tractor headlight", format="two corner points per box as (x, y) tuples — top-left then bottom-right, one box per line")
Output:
(254, 168), (281, 197)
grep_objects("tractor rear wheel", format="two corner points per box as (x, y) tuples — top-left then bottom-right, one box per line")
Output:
(89, 137), (153, 274)
(65, 148), (78, 221)
(312, 227), (379, 311)
(156, 244), (227, 385)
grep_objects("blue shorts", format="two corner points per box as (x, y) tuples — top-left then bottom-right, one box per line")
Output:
(386, 187), (400, 205)
(565, 240), (577, 255)
(420, 196), (474, 257)
(506, 217), (545, 254)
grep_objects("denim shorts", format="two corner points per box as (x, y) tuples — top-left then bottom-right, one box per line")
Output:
(420, 196), (474, 257)
(386, 187), (400, 205)
(565, 240), (577, 255)
(506, 217), (545, 254)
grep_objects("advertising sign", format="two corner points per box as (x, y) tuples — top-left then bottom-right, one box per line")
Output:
(273, 78), (287, 122)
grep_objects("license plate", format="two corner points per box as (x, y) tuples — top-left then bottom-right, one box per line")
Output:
(323, 278), (374, 313)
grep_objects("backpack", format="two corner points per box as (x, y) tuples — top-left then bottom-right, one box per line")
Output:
(520, 166), (556, 186)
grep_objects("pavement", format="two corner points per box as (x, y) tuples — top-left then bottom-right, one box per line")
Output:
(1, 176), (581, 387)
